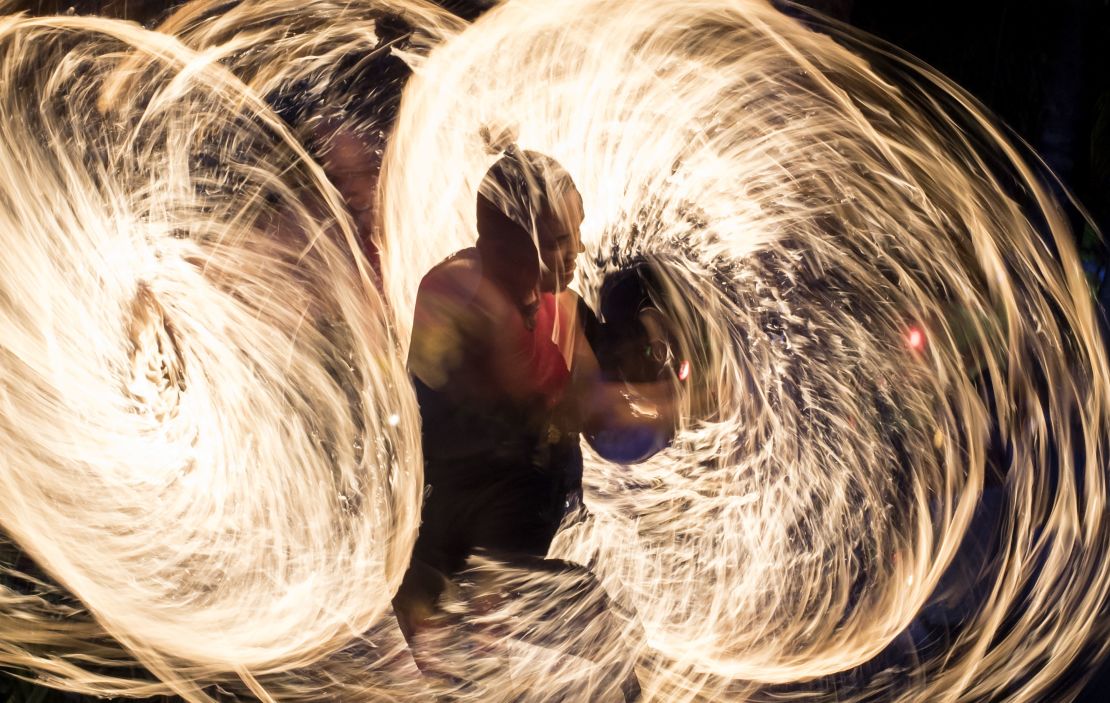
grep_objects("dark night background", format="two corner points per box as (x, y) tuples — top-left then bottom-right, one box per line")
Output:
(3, 0), (1110, 701)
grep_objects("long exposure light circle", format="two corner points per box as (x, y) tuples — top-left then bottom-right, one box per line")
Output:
(0, 12), (424, 700)
(383, 0), (1110, 700)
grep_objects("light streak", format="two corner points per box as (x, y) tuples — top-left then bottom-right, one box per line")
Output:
(386, 0), (1110, 700)
(0, 1), (1107, 702)
(0, 7), (434, 701)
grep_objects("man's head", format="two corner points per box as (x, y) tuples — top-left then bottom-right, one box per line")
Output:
(268, 13), (415, 268)
(536, 185), (584, 293)
(317, 124), (381, 251)
(476, 148), (583, 299)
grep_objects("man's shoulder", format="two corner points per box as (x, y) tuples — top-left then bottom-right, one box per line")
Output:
(419, 248), (482, 297)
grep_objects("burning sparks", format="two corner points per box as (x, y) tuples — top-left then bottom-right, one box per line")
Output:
(0, 1), (1108, 702)
(906, 326), (925, 351)
(678, 359), (691, 382)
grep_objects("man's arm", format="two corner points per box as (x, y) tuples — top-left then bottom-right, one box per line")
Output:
(568, 296), (681, 438)
(408, 260), (481, 390)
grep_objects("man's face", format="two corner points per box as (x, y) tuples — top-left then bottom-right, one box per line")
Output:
(320, 127), (381, 252)
(537, 187), (585, 293)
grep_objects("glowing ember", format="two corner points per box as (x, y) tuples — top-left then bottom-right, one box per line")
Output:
(678, 359), (691, 382)
(907, 326), (925, 350)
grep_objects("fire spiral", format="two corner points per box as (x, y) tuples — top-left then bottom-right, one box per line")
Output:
(1, 1), (1108, 701)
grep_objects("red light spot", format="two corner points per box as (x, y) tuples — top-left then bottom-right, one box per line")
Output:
(678, 360), (691, 381)
(907, 327), (925, 350)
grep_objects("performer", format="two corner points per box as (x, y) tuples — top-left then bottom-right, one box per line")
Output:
(399, 145), (587, 591)
(394, 142), (670, 699)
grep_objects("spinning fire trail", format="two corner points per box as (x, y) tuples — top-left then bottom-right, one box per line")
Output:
(0, 1), (1107, 701)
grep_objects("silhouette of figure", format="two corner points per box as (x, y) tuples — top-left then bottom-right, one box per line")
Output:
(394, 143), (663, 700)
(400, 145), (586, 590)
